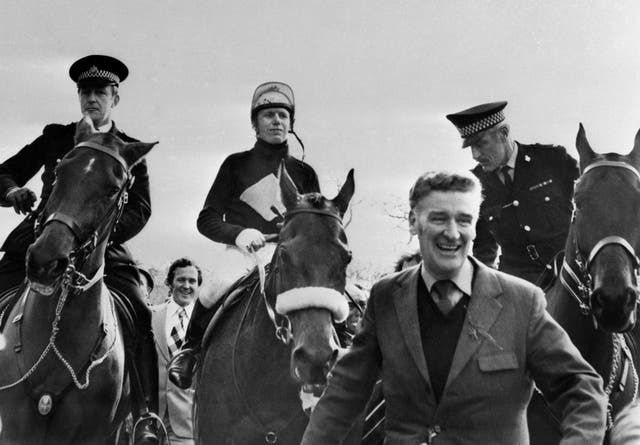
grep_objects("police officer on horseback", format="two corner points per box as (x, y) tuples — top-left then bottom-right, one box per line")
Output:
(446, 101), (579, 284)
(167, 81), (320, 389)
(0, 55), (161, 444)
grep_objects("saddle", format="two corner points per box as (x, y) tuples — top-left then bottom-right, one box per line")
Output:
(201, 266), (263, 350)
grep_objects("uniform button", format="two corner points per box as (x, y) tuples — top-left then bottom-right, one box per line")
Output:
(488, 216), (493, 221)
(524, 225), (531, 232)
(512, 200), (519, 207)
(544, 196), (550, 202)
(434, 425), (442, 433)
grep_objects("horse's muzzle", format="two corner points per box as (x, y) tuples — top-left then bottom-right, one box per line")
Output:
(590, 286), (638, 332)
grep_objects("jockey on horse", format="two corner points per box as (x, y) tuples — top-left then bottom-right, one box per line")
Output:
(0, 55), (160, 444)
(168, 81), (321, 389)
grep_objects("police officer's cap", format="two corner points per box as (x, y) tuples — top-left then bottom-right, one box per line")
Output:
(446, 101), (508, 148)
(251, 82), (295, 120)
(69, 55), (129, 86)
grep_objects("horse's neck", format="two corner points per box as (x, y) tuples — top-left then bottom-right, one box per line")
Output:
(241, 284), (296, 392)
(548, 281), (615, 378)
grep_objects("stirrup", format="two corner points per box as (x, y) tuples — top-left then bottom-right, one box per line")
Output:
(131, 411), (167, 445)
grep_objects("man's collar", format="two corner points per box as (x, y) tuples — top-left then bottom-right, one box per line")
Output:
(421, 257), (473, 296)
(506, 142), (518, 169)
(97, 120), (113, 133)
(167, 298), (195, 317)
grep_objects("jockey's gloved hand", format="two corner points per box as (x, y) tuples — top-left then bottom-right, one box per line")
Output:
(235, 228), (266, 253)
(5, 187), (37, 215)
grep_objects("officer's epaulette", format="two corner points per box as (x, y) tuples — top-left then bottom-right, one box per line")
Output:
(528, 143), (564, 151)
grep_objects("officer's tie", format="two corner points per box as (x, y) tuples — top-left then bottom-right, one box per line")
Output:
(168, 307), (187, 357)
(432, 280), (456, 315)
(501, 165), (513, 189)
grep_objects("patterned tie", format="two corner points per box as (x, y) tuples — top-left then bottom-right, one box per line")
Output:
(168, 307), (187, 357)
(432, 280), (456, 315)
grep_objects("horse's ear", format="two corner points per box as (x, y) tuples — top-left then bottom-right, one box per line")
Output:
(576, 123), (597, 172)
(120, 141), (158, 168)
(279, 162), (301, 211)
(627, 127), (640, 166)
(332, 169), (355, 217)
(74, 114), (97, 144)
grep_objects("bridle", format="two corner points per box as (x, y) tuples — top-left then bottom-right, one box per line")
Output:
(32, 141), (132, 292)
(558, 159), (640, 430)
(230, 205), (350, 443)
(560, 160), (640, 316)
(0, 141), (130, 394)
(256, 205), (349, 345)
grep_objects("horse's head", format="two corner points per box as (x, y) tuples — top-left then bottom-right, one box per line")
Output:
(570, 124), (640, 332)
(272, 166), (354, 392)
(26, 116), (157, 295)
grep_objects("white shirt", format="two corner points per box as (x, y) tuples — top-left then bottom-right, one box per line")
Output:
(164, 298), (195, 343)
(97, 121), (113, 133)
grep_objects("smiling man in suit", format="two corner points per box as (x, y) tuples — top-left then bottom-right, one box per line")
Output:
(151, 258), (201, 445)
(301, 170), (606, 445)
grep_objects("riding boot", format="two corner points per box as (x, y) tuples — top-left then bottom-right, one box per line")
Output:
(168, 298), (215, 389)
(132, 332), (161, 445)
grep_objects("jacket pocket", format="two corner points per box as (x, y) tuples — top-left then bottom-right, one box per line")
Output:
(478, 353), (518, 372)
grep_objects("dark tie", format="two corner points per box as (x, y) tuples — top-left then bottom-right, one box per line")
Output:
(501, 165), (513, 189)
(432, 280), (456, 315)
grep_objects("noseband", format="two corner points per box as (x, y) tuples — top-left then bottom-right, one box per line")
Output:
(33, 141), (132, 291)
(257, 206), (349, 345)
(561, 160), (640, 315)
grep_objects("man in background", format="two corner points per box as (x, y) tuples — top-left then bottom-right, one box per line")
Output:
(151, 258), (201, 445)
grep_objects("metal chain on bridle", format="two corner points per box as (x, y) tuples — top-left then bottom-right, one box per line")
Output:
(558, 159), (640, 429)
(0, 141), (132, 392)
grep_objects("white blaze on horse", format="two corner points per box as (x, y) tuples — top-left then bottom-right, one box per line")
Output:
(0, 116), (157, 445)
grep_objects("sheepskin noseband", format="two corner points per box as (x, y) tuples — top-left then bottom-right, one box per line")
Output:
(275, 287), (349, 322)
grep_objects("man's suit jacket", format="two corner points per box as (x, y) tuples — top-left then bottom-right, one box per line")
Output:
(301, 258), (606, 445)
(151, 303), (195, 440)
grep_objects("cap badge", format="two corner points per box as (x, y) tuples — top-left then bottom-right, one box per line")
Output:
(88, 65), (99, 75)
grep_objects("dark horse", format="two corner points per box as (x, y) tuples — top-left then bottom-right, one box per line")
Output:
(530, 124), (640, 444)
(195, 167), (360, 445)
(0, 116), (156, 444)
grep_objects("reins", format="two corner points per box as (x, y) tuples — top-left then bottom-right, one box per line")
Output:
(0, 141), (131, 393)
(558, 159), (640, 430)
(561, 160), (640, 316)
(229, 204), (348, 443)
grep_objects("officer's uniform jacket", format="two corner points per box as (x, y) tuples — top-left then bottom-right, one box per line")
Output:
(0, 122), (150, 265)
(472, 142), (578, 282)
(301, 258), (606, 445)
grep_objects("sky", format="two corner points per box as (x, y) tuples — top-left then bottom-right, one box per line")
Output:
(1, 0), (640, 284)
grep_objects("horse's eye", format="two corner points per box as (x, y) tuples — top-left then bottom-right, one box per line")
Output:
(346, 250), (353, 264)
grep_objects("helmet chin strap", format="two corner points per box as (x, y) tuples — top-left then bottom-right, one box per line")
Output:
(289, 129), (305, 161)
